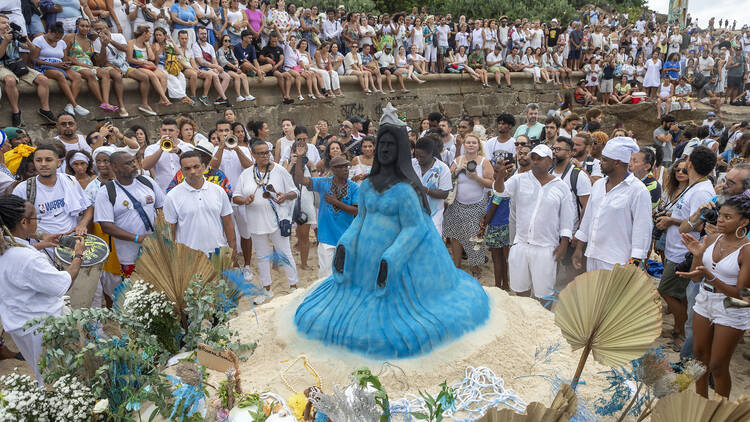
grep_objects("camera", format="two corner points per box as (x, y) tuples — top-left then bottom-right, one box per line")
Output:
(652, 209), (669, 240)
(9, 22), (27, 44)
(492, 151), (514, 165)
(466, 160), (477, 172)
(675, 252), (694, 273)
(699, 207), (719, 226)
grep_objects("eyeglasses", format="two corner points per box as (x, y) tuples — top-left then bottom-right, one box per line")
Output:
(550, 147), (570, 152)
(223, 39), (231, 43)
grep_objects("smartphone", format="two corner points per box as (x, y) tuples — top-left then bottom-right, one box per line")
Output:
(58, 235), (79, 250)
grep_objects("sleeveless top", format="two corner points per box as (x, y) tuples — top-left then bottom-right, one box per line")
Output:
(659, 82), (672, 98)
(455, 157), (487, 205)
(702, 235), (750, 288)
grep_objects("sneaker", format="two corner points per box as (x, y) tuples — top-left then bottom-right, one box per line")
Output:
(11, 112), (21, 127)
(74, 105), (90, 116)
(190, 96), (198, 105)
(198, 96), (210, 106)
(137, 105), (157, 116)
(64, 103), (75, 115)
(214, 97), (227, 105)
(246, 94), (256, 101)
(236, 96), (246, 102)
(38, 109), (56, 123)
(253, 289), (274, 305)
(298, 95), (304, 101)
(242, 265), (253, 281)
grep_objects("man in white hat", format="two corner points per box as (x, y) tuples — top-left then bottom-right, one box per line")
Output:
(572, 137), (653, 271)
(493, 144), (575, 299)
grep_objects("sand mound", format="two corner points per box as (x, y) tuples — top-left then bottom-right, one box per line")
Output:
(228, 284), (611, 418)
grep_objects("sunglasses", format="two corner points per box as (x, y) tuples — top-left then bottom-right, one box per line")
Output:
(514, 142), (527, 146)
(677, 168), (688, 174)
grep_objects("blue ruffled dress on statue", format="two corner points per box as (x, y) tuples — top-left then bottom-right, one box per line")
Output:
(294, 179), (490, 359)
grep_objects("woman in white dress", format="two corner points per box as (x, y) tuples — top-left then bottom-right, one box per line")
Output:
(349, 137), (374, 184)
(643, 50), (662, 98)
(113, 0), (132, 39)
(410, 17), (425, 54)
(312, 42), (342, 97)
(152, 27), (192, 104)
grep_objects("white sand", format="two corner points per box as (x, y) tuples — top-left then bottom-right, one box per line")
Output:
(228, 284), (612, 419)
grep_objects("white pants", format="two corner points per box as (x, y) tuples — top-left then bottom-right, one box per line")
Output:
(523, 67), (541, 81)
(509, 242), (556, 298)
(317, 242), (336, 279)
(250, 230), (298, 287)
(9, 325), (44, 386)
(424, 44), (437, 62)
(586, 257), (615, 271)
(313, 68), (340, 91)
(91, 271), (122, 308)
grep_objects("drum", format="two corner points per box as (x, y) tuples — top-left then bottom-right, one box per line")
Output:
(631, 92), (647, 104)
(54, 234), (110, 309)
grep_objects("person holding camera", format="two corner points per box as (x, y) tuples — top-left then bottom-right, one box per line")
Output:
(655, 146), (716, 351)
(0, 15), (55, 127)
(573, 137), (652, 272)
(444, 133), (494, 278)
(233, 140), (299, 303)
(293, 140), (358, 279)
(281, 126), (320, 271)
(491, 144), (574, 298)
(675, 192), (750, 399)
(0, 194), (86, 385)
(412, 136), (452, 234)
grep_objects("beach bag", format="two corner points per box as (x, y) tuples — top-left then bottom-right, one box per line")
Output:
(164, 45), (183, 76)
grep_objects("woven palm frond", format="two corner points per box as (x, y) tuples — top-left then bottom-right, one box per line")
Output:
(553, 265), (662, 387)
(482, 384), (578, 422)
(132, 214), (218, 315)
(651, 390), (750, 422)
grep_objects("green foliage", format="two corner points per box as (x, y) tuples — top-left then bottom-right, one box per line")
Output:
(295, 0), (378, 14)
(353, 367), (390, 422)
(428, 0), (577, 25)
(411, 381), (455, 422)
(182, 278), (256, 355)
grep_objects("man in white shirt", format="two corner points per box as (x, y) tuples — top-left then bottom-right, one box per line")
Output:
(142, 118), (194, 192)
(164, 151), (236, 256)
(233, 141), (299, 301)
(12, 145), (92, 244)
(412, 137), (452, 233)
(438, 119), (456, 165)
(485, 113), (517, 161)
(698, 49), (715, 77)
(191, 26), (230, 106)
(486, 45), (511, 88)
(321, 9), (342, 43)
(573, 137), (652, 272)
(95, 151), (164, 278)
(653, 145), (716, 350)
(494, 144), (575, 298)
(54, 112), (91, 173)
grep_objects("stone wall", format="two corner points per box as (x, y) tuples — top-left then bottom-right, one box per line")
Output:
(5, 71), (749, 144)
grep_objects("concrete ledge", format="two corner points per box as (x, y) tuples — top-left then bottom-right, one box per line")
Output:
(4, 70), (581, 129)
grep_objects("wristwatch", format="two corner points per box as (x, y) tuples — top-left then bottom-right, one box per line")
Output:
(73, 254), (84, 260)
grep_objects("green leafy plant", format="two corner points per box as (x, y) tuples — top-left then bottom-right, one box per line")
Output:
(412, 381), (455, 422)
(353, 367), (390, 422)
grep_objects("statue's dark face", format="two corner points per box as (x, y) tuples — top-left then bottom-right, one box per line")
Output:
(377, 133), (397, 166)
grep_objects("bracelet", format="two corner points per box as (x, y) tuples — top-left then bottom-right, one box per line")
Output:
(134, 234), (139, 243)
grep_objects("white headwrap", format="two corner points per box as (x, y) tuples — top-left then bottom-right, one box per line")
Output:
(71, 152), (90, 164)
(92, 145), (115, 159)
(601, 136), (640, 164)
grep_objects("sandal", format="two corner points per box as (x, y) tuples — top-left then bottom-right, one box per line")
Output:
(180, 97), (195, 105)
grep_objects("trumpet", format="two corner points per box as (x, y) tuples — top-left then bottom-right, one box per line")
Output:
(160, 137), (174, 152)
(225, 135), (238, 149)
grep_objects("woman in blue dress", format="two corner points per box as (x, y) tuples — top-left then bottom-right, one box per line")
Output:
(295, 105), (490, 359)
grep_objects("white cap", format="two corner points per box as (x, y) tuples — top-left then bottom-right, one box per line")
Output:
(92, 145), (115, 158)
(194, 139), (215, 156)
(551, 18), (558, 23)
(601, 136), (640, 164)
(530, 144), (553, 159)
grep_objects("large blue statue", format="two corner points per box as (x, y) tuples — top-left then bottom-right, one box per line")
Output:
(294, 104), (490, 359)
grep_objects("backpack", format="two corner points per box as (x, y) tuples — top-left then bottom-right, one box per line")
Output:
(104, 176), (154, 206)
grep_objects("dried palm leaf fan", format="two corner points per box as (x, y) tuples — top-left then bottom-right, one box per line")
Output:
(553, 264), (662, 389)
(132, 214), (219, 321)
(651, 390), (750, 422)
(481, 384), (578, 422)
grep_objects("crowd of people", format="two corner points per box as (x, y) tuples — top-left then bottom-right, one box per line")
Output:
(2, 1), (750, 126)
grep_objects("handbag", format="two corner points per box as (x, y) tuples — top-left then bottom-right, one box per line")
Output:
(3, 57), (30, 77)
(164, 44), (183, 76)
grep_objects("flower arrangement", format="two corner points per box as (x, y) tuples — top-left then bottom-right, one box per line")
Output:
(0, 373), (95, 422)
(120, 279), (183, 354)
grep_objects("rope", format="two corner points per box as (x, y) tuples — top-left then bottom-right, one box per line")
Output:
(388, 366), (527, 422)
(444, 366), (527, 422)
(280, 355), (323, 394)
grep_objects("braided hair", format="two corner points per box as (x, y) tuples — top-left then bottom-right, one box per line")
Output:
(0, 194), (27, 255)
(724, 192), (750, 230)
